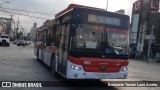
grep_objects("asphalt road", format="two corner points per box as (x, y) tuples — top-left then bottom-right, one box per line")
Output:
(0, 43), (159, 90)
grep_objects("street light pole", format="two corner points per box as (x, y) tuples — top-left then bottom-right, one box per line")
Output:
(147, 25), (154, 62)
(106, 0), (108, 11)
(146, 12), (156, 62)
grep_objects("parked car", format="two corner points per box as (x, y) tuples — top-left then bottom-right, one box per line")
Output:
(0, 34), (10, 46)
(13, 40), (17, 44)
(27, 41), (31, 44)
(25, 40), (31, 45)
(17, 40), (26, 46)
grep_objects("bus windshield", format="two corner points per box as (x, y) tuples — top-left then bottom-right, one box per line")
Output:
(74, 24), (128, 52)
(75, 24), (105, 51)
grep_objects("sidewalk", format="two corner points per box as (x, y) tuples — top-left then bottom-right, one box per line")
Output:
(130, 58), (160, 64)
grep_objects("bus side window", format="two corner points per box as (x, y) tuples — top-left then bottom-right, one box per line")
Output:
(46, 29), (52, 46)
(55, 25), (61, 47)
(64, 24), (70, 51)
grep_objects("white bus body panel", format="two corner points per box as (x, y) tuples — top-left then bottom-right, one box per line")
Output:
(44, 51), (52, 67)
(38, 49), (42, 61)
(34, 48), (37, 56)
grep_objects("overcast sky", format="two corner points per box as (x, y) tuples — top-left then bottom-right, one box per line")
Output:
(0, 0), (136, 32)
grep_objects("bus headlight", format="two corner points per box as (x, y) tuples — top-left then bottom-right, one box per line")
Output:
(71, 65), (81, 70)
(120, 66), (128, 71)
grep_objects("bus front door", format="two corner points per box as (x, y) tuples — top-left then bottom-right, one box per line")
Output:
(58, 24), (69, 76)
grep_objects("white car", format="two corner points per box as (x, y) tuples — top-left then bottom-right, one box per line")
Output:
(26, 41), (31, 45)
(0, 34), (10, 46)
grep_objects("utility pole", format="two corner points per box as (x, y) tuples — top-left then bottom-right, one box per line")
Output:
(21, 26), (24, 39)
(16, 17), (19, 39)
(146, 11), (157, 62)
(10, 15), (12, 40)
(106, 0), (108, 11)
(147, 25), (154, 62)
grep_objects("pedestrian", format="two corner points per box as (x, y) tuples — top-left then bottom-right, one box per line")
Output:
(135, 51), (139, 59)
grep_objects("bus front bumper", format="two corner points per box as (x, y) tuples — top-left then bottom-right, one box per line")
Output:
(66, 61), (128, 79)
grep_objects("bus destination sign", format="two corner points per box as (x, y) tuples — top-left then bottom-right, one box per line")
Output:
(88, 14), (121, 26)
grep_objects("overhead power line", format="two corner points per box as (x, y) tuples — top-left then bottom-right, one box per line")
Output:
(0, 9), (52, 20)
(0, 7), (54, 15)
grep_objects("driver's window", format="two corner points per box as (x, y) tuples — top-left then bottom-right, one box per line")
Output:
(105, 47), (115, 54)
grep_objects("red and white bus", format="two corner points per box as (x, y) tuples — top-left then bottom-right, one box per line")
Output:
(34, 4), (130, 79)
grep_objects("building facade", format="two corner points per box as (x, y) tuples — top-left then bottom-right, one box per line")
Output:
(130, 0), (160, 57)
(0, 17), (14, 40)
(30, 22), (37, 41)
(0, 19), (6, 35)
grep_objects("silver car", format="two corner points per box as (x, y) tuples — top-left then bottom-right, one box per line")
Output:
(17, 40), (26, 46)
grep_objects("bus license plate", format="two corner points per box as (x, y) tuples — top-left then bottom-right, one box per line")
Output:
(96, 74), (110, 79)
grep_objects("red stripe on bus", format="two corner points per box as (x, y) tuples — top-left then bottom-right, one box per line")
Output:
(34, 44), (42, 48)
(68, 56), (129, 72)
(80, 57), (128, 72)
(34, 44), (58, 53)
(84, 66), (120, 72)
(68, 55), (81, 65)
(55, 4), (105, 18)
(106, 28), (129, 34)
(44, 46), (58, 53)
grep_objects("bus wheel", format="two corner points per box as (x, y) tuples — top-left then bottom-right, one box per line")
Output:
(50, 56), (57, 76)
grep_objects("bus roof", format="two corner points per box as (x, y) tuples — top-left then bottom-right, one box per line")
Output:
(55, 4), (105, 18)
